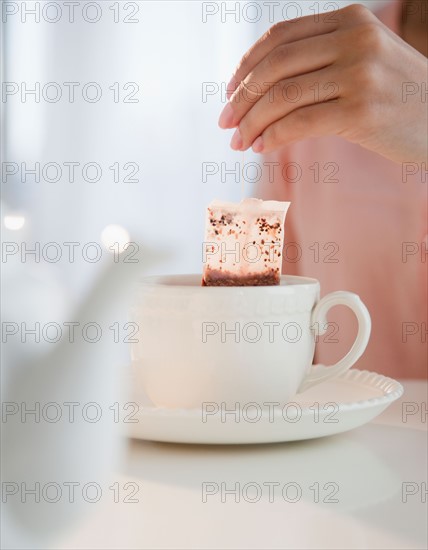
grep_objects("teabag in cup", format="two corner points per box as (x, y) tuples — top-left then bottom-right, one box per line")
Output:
(202, 198), (291, 286)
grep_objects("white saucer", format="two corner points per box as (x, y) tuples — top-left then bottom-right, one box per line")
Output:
(128, 367), (403, 445)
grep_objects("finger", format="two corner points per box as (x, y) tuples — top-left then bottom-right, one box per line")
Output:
(251, 100), (347, 154)
(232, 68), (341, 150)
(220, 32), (339, 129)
(226, 3), (377, 100)
(227, 10), (342, 99)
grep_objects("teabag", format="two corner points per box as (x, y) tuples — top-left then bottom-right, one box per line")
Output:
(202, 198), (291, 286)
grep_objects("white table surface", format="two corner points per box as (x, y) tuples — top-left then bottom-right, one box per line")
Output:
(56, 380), (428, 550)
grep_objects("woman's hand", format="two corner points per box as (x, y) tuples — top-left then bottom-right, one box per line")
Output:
(218, 3), (428, 163)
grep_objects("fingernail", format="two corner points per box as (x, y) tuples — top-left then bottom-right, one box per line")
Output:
(230, 128), (243, 151)
(252, 136), (264, 153)
(218, 103), (234, 129)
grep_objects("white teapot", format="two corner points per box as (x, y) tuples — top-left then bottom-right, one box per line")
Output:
(2, 244), (164, 548)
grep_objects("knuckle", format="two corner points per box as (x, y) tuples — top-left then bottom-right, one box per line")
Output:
(355, 22), (386, 53)
(266, 21), (287, 40)
(343, 3), (373, 21)
(266, 44), (290, 72)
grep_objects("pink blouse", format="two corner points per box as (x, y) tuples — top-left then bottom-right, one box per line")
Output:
(259, 1), (427, 379)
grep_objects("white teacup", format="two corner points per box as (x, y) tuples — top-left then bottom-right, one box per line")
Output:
(131, 274), (371, 409)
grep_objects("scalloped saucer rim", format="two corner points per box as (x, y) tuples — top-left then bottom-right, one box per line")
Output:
(128, 367), (404, 444)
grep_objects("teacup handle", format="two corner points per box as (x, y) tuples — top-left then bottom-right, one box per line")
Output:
(298, 291), (371, 393)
